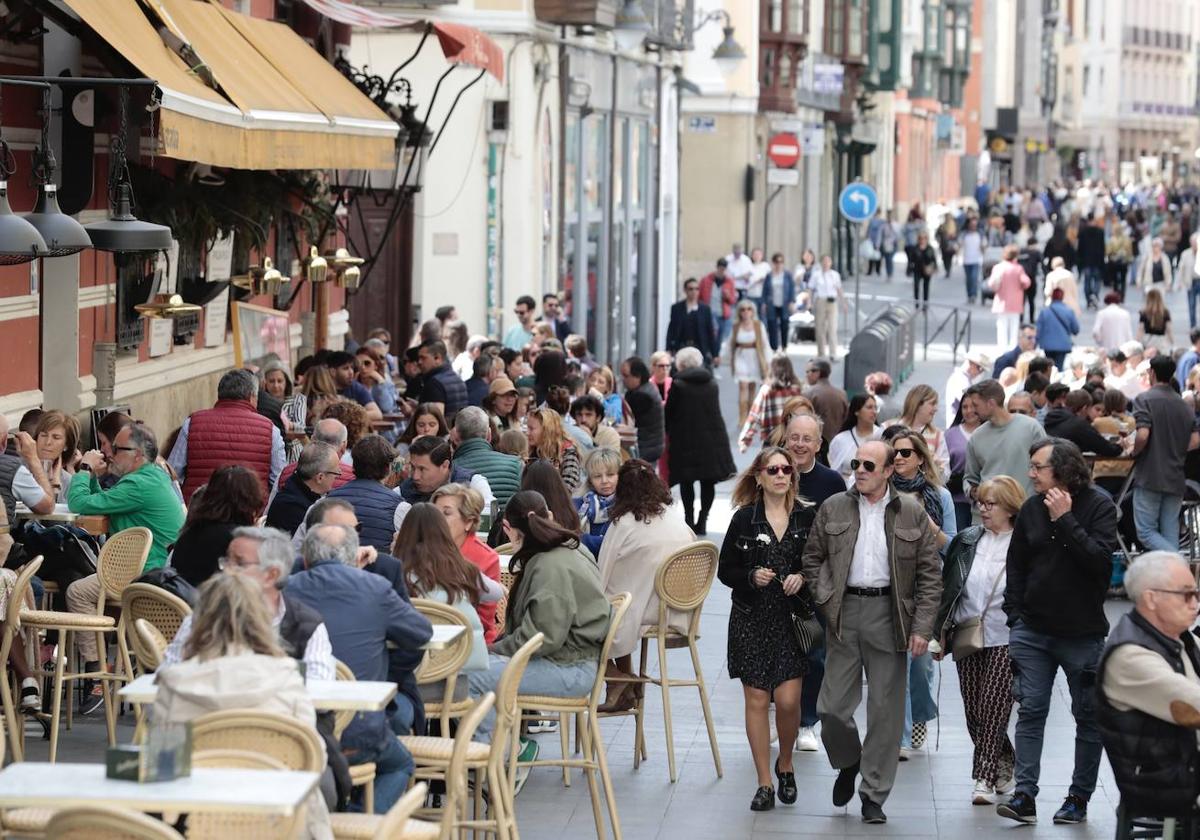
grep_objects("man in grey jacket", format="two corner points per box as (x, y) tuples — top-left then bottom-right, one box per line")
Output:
(801, 440), (942, 824)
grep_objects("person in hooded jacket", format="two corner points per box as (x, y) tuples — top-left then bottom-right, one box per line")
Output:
(664, 347), (737, 535)
(1042, 390), (1124, 458)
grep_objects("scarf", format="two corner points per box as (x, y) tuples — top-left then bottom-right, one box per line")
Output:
(891, 471), (943, 529)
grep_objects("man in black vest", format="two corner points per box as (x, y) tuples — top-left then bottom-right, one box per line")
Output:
(418, 339), (468, 423)
(665, 278), (716, 365)
(1098, 551), (1200, 821)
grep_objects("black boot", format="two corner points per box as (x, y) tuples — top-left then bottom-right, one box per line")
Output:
(693, 514), (708, 536)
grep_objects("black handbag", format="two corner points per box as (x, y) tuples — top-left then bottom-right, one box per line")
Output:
(788, 588), (824, 654)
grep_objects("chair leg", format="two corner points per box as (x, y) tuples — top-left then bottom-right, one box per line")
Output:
(657, 633), (677, 783)
(488, 761), (511, 840)
(634, 638), (648, 765)
(689, 638), (722, 779)
(591, 712), (622, 840)
(578, 711), (604, 840)
(0, 663), (21, 763)
(364, 778), (374, 814)
(559, 712), (571, 787)
(48, 631), (68, 763)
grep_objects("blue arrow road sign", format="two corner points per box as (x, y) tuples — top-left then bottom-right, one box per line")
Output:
(838, 183), (878, 223)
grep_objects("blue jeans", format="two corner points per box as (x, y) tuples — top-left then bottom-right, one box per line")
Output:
(1189, 282), (1200, 328)
(1132, 486), (1183, 552)
(763, 305), (787, 350)
(388, 693), (416, 736)
(964, 263), (981, 301)
(1082, 266), (1103, 305)
(712, 314), (731, 352)
(1007, 622), (1104, 800)
(901, 651), (937, 748)
(468, 653), (597, 742)
(346, 736), (414, 814)
(882, 250), (895, 279)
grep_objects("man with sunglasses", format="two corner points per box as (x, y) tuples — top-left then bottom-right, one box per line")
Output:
(997, 438), (1118, 826)
(1098, 552), (1200, 823)
(502, 294), (537, 351)
(801, 440), (942, 824)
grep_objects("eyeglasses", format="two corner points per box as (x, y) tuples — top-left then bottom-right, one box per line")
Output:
(1029, 461), (1054, 472)
(654, 362), (671, 369)
(1150, 588), (1200, 603)
(514, 308), (529, 316)
(112, 445), (138, 453)
(320, 470), (342, 479)
(762, 464), (794, 476)
(850, 459), (878, 472)
(894, 447), (916, 459)
(977, 500), (997, 511)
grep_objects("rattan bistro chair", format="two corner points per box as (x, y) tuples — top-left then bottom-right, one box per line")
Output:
(21, 527), (152, 761)
(410, 599), (474, 731)
(189, 749), (303, 840)
(191, 709), (325, 774)
(119, 583), (191, 677)
(603, 541), (722, 782)
(0, 557), (42, 762)
(45, 806), (183, 840)
(333, 660), (377, 813)
(132, 620), (167, 672)
(513, 594), (632, 840)
(330, 783), (437, 840)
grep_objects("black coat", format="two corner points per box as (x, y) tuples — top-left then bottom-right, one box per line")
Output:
(665, 301), (716, 360)
(664, 366), (736, 485)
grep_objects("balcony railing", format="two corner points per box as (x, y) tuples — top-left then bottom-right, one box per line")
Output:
(760, 32), (808, 113)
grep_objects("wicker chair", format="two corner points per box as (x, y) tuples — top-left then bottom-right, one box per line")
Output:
(400, 634), (543, 840)
(0, 557), (42, 762)
(333, 660), (376, 813)
(44, 806), (183, 839)
(188, 748), (303, 840)
(119, 583), (191, 677)
(513, 594), (632, 840)
(21, 527), (152, 761)
(329, 783), (437, 840)
(0, 671), (54, 838)
(133, 620), (167, 672)
(602, 541), (722, 782)
(190, 709), (325, 774)
(410, 598), (474, 731)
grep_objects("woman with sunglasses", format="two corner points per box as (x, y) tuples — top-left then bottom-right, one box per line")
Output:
(933, 475), (1024, 805)
(829, 394), (882, 487)
(718, 447), (815, 812)
(728, 299), (770, 427)
(881, 425), (957, 761)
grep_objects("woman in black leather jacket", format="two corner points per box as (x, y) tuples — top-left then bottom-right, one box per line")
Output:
(718, 446), (816, 813)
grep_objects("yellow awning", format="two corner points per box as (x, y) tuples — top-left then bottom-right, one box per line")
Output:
(61, 0), (397, 170)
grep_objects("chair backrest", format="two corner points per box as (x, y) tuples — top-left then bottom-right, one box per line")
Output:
(332, 659), (356, 738)
(7, 556), (42, 629)
(191, 709), (324, 773)
(494, 633), (543, 749)
(46, 806), (184, 839)
(442, 694), (495, 834)
(133, 619), (168, 671)
(123, 583), (191, 673)
(655, 541), (719, 638)
(493, 542), (514, 556)
(494, 585), (509, 637)
(370, 782), (429, 840)
(189, 750), (300, 840)
(192, 749), (287, 770)
(96, 527), (153, 607)
(410, 597), (473, 685)
(588, 593), (632, 711)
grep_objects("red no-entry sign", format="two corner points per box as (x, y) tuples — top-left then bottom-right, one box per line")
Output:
(767, 132), (801, 168)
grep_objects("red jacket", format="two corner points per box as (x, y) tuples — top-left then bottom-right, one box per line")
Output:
(698, 272), (736, 320)
(181, 399), (275, 503)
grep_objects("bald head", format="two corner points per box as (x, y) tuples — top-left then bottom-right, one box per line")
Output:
(314, 418), (348, 453)
(853, 440), (894, 501)
(784, 412), (822, 470)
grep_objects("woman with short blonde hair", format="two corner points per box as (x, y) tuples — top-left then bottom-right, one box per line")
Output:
(526, 407), (583, 493)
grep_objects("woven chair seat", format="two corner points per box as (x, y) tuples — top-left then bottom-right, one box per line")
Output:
(2, 807), (54, 831)
(20, 609), (115, 629)
(641, 627), (693, 648)
(330, 813), (440, 840)
(399, 735), (490, 763)
(517, 694), (586, 711)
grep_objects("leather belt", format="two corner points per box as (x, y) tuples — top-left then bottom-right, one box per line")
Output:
(846, 585), (891, 597)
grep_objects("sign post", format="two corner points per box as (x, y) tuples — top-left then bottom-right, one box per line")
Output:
(764, 131), (802, 252)
(838, 182), (879, 335)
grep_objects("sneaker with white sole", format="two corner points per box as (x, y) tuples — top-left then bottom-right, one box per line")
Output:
(512, 738), (539, 796)
(972, 780), (994, 805)
(527, 717), (558, 734)
(19, 678), (39, 712)
(78, 681), (104, 716)
(796, 725), (820, 752)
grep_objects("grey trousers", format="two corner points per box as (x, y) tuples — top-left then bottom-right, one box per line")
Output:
(817, 593), (908, 806)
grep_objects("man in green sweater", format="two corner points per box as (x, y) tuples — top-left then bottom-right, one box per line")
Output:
(65, 422), (184, 713)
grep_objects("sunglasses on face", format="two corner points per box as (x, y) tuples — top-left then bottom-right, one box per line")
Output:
(762, 464), (794, 476)
(850, 459), (878, 472)
(894, 447), (916, 459)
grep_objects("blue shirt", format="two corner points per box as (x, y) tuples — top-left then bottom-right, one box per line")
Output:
(1177, 349), (1200, 392)
(340, 380), (374, 407)
(502, 324), (534, 351)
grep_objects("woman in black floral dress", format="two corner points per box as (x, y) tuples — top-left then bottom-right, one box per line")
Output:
(718, 446), (816, 812)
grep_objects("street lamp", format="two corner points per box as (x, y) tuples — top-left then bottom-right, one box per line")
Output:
(614, 4), (746, 70)
(614, 0), (651, 51)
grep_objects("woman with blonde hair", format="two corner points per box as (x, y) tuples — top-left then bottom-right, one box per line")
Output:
(727, 298), (770, 426)
(526, 407), (583, 493)
(934, 475), (1025, 804)
(884, 383), (950, 480)
(1137, 285), (1174, 355)
(430, 484), (502, 642)
(153, 573), (332, 839)
(282, 364), (339, 460)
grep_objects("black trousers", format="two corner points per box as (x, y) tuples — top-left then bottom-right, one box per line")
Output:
(678, 481), (715, 525)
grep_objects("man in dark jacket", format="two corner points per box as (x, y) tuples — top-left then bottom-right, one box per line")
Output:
(289, 523), (432, 815)
(398, 435), (490, 506)
(991, 324), (1038, 379)
(327, 435), (404, 553)
(418, 339), (468, 423)
(264, 442), (340, 535)
(450, 407), (522, 509)
(1097, 551), (1200, 821)
(621, 356), (665, 466)
(665, 278), (716, 365)
(1077, 212), (1107, 309)
(998, 438), (1118, 826)
(464, 355), (491, 407)
(1042, 390), (1124, 458)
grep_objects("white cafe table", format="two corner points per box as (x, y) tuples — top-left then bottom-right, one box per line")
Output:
(388, 624), (466, 652)
(0, 763), (318, 816)
(119, 675), (397, 712)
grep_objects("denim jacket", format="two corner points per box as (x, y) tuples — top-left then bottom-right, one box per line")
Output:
(717, 500), (815, 610)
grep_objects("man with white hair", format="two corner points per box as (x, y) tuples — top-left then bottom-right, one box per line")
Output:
(451, 406), (522, 508)
(945, 350), (990, 426)
(1097, 552), (1200, 820)
(269, 418), (354, 504)
(454, 334), (488, 381)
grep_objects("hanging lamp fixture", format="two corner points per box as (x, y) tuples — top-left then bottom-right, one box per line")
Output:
(325, 248), (364, 289)
(86, 86), (173, 253)
(24, 84), (90, 256)
(134, 292), (201, 319)
(305, 245), (328, 284)
(231, 257), (284, 296)
(0, 81), (46, 265)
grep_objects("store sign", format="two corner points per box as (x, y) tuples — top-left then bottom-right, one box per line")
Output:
(801, 124), (825, 156)
(687, 116), (717, 133)
(148, 317), (173, 358)
(206, 233), (234, 283)
(813, 63), (845, 96)
(205, 287), (229, 348)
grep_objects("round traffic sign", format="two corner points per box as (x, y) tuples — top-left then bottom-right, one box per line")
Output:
(838, 183), (878, 223)
(767, 132), (801, 169)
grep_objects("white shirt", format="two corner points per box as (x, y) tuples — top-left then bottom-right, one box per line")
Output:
(848, 494), (891, 587)
(952, 529), (1012, 647)
(769, 272), (787, 307)
(12, 465), (71, 508)
(1092, 304), (1134, 351)
(163, 601), (336, 682)
(725, 253), (754, 290)
(809, 268), (843, 299)
(746, 260), (770, 298)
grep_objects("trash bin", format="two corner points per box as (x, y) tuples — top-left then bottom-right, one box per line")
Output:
(843, 304), (916, 395)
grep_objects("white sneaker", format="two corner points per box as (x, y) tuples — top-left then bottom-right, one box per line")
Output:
(898, 748), (911, 762)
(995, 776), (1015, 796)
(972, 779), (995, 805)
(796, 725), (820, 752)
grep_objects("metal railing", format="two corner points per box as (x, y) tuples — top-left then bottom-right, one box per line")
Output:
(848, 293), (973, 364)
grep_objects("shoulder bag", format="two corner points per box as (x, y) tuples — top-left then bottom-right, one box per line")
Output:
(788, 586), (824, 655)
(949, 563), (1005, 661)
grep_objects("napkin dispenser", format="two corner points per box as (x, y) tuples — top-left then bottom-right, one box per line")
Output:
(106, 722), (192, 782)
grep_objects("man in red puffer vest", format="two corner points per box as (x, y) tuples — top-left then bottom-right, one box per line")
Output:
(168, 369), (284, 505)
